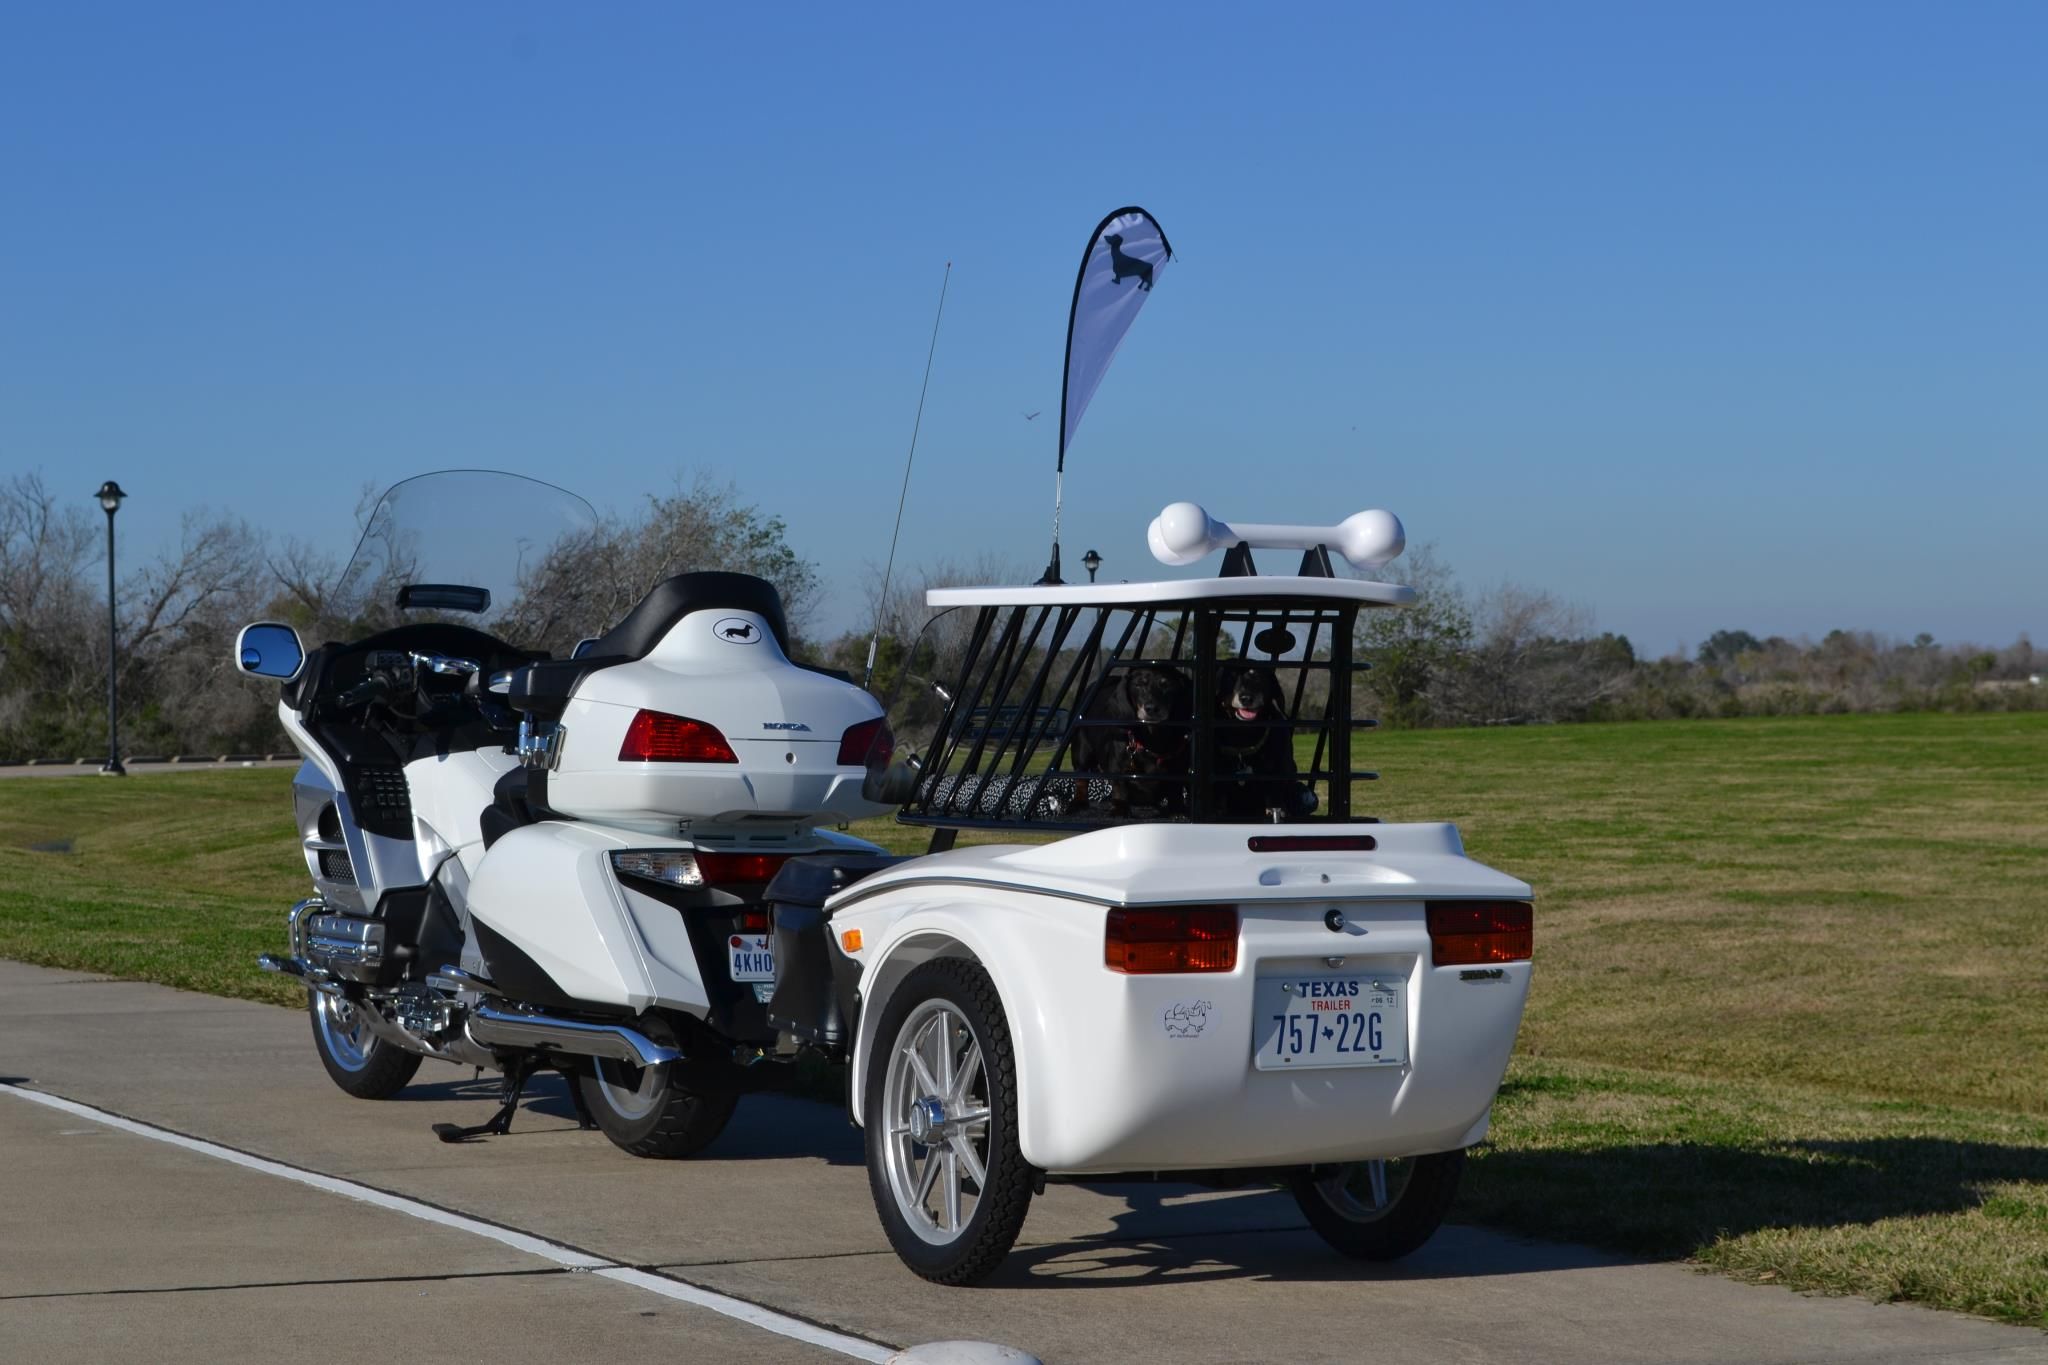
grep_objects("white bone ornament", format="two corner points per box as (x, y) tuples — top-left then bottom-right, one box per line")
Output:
(1146, 502), (1406, 570)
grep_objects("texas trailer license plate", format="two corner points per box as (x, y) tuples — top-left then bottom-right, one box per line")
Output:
(728, 934), (775, 983)
(1253, 975), (1406, 1070)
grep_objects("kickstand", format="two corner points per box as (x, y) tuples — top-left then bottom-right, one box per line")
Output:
(563, 1064), (598, 1131)
(433, 1056), (533, 1143)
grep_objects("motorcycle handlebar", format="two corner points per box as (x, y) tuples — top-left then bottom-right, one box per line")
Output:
(336, 674), (392, 709)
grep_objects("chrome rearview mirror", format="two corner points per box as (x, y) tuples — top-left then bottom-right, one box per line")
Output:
(235, 622), (305, 683)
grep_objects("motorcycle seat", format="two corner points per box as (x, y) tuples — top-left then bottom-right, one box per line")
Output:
(479, 766), (566, 849)
(505, 657), (621, 718)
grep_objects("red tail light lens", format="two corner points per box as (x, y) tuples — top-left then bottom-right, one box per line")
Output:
(1105, 906), (1238, 974)
(692, 852), (790, 885)
(737, 908), (771, 933)
(1426, 901), (1533, 966)
(619, 710), (737, 763)
(1246, 835), (1377, 852)
(839, 716), (894, 767)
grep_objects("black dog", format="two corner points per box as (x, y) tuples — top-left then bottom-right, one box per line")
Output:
(1214, 664), (1299, 819)
(1104, 233), (1154, 291)
(1070, 665), (1188, 815)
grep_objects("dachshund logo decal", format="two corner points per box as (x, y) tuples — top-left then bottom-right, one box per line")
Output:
(1104, 233), (1154, 291)
(714, 617), (762, 644)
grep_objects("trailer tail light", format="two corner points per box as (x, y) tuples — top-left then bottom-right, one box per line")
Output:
(839, 716), (894, 767)
(1105, 906), (1238, 974)
(619, 710), (738, 763)
(1426, 901), (1533, 966)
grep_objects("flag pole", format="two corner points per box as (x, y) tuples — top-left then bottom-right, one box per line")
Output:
(865, 261), (952, 690)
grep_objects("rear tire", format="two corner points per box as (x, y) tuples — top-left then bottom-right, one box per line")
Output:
(575, 1018), (739, 1159)
(308, 991), (421, 1099)
(864, 957), (1034, 1285)
(1291, 1149), (1465, 1260)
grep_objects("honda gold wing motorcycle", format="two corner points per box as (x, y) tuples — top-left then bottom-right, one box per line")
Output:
(237, 470), (894, 1154)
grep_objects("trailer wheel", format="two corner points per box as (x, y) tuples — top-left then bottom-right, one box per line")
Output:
(309, 990), (421, 1098)
(865, 958), (1033, 1285)
(576, 1017), (739, 1159)
(1291, 1149), (1465, 1260)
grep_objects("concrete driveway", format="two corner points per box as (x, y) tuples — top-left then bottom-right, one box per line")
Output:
(1, 959), (2041, 1365)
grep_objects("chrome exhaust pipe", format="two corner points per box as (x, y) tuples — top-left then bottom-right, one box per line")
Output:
(258, 952), (342, 995)
(464, 1000), (680, 1069)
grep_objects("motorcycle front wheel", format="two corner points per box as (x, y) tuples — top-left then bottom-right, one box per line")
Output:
(308, 990), (421, 1099)
(575, 1018), (739, 1158)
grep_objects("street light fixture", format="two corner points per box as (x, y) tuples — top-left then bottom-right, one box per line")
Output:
(1082, 548), (1102, 584)
(95, 480), (126, 777)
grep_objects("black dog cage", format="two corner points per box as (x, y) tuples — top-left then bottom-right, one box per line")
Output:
(863, 582), (1392, 834)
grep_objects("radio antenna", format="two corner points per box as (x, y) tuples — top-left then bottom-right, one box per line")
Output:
(864, 260), (952, 690)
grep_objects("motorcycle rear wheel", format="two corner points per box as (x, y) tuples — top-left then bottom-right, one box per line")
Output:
(575, 1020), (739, 1158)
(309, 990), (421, 1099)
(1290, 1149), (1464, 1260)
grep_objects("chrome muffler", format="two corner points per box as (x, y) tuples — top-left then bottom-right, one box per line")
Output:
(257, 952), (343, 995)
(463, 1000), (680, 1069)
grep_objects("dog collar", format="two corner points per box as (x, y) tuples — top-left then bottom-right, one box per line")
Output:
(1124, 726), (1188, 758)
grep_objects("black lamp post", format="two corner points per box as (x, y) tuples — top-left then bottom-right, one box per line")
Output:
(1081, 548), (1102, 584)
(95, 481), (126, 776)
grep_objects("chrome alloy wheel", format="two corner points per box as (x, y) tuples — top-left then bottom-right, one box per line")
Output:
(880, 999), (992, 1245)
(592, 1056), (665, 1121)
(1313, 1159), (1415, 1223)
(312, 992), (377, 1072)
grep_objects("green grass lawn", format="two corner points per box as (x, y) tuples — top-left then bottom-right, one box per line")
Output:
(3, 712), (2045, 1324)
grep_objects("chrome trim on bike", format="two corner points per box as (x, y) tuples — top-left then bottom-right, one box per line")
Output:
(464, 1000), (680, 1068)
(257, 952), (343, 995)
(427, 966), (504, 998)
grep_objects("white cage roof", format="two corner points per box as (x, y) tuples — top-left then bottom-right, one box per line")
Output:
(925, 577), (1416, 609)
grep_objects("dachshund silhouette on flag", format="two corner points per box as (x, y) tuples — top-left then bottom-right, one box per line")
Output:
(1105, 233), (1154, 291)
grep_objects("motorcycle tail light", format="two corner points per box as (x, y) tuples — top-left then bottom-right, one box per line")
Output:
(619, 710), (737, 763)
(838, 716), (894, 767)
(611, 850), (791, 890)
(692, 852), (790, 886)
(611, 850), (704, 886)
(738, 908), (771, 933)
(1426, 901), (1533, 966)
(1104, 906), (1238, 974)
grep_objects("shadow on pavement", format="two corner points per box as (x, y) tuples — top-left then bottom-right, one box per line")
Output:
(994, 1217), (1638, 1288)
(1463, 1136), (2048, 1257)
(391, 1077), (865, 1163)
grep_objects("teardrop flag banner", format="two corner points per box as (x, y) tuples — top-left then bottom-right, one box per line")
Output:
(1040, 206), (1172, 582)
(1060, 206), (1173, 472)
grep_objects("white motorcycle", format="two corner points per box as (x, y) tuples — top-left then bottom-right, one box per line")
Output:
(240, 470), (894, 1154)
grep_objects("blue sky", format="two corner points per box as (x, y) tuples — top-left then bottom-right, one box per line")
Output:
(3, 2), (2042, 653)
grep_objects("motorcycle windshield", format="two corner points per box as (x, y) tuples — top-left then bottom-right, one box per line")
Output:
(340, 470), (601, 647)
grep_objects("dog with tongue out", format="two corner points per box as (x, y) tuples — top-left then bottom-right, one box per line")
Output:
(1215, 664), (1301, 819)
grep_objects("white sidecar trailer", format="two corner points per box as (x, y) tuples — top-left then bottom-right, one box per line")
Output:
(801, 569), (1533, 1283)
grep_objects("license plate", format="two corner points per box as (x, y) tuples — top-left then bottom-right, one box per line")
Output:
(1253, 974), (1405, 1070)
(728, 934), (775, 983)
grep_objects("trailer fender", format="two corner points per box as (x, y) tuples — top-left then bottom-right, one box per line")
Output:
(844, 895), (1097, 1167)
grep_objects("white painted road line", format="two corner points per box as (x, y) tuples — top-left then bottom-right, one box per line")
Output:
(0, 1082), (897, 1364)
